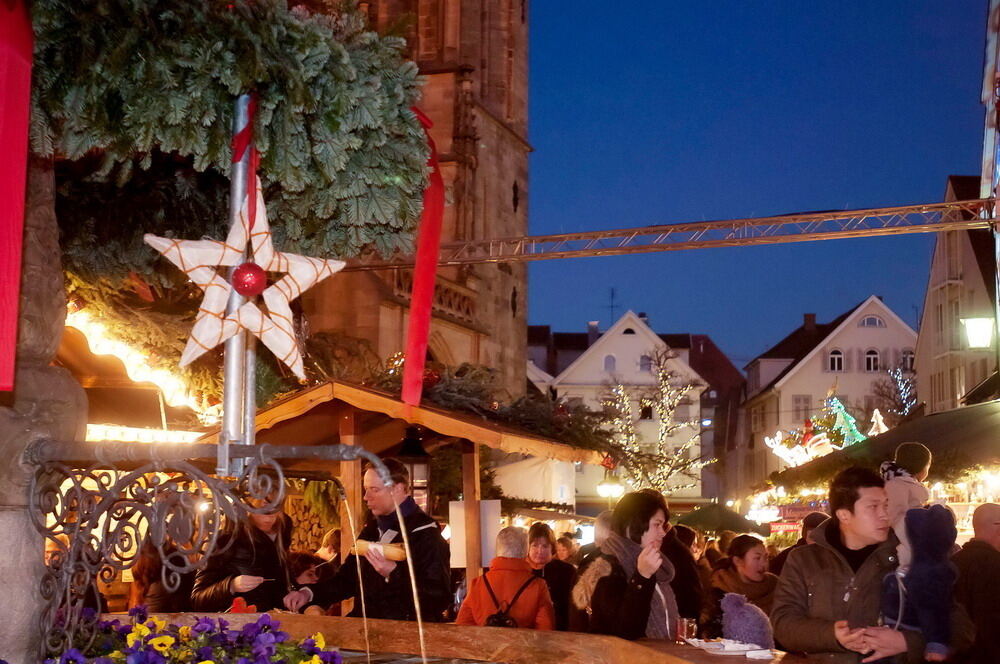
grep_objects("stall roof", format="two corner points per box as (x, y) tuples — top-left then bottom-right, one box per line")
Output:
(772, 400), (1000, 488)
(201, 380), (605, 466)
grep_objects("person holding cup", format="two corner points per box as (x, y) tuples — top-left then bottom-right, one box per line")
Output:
(571, 491), (679, 640)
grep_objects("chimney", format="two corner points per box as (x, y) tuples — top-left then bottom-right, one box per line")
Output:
(638, 312), (649, 323)
(587, 321), (600, 345)
(803, 313), (816, 331)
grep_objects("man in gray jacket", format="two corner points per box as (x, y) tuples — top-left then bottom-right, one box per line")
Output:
(772, 466), (972, 663)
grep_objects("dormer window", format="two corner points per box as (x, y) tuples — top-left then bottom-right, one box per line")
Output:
(603, 355), (616, 372)
(829, 349), (844, 372)
(859, 315), (886, 328)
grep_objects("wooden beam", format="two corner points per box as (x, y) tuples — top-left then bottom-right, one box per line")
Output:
(461, 439), (482, 579)
(154, 613), (705, 664)
(219, 381), (605, 465)
(338, 409), (364, 615)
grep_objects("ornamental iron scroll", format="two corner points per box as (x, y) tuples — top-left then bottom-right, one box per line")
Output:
(26, 439), (390, 658)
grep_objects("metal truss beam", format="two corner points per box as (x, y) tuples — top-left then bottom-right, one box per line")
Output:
(343, 199), (995, 271)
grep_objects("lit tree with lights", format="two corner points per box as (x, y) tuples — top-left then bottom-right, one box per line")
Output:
(872, 363), (917, 427)
(602, 351), (715, 494)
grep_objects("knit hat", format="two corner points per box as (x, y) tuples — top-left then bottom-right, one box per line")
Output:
(720, 593), (774, 649)
(893, 442), (931, 476)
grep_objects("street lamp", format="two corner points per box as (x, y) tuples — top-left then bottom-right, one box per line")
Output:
(960, 317), (995, 350)
(397, 425), (431, 513)
(596, 469), (625, 508)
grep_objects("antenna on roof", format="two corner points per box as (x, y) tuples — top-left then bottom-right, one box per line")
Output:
(606, 287), (619, 322)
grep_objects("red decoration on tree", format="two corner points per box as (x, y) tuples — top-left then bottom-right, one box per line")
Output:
(422, 367), (441, 389)
(601, 455), (617, 470)
(231, 262), (267, 297)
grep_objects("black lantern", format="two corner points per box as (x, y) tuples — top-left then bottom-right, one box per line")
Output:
(397, 425), (431, 513)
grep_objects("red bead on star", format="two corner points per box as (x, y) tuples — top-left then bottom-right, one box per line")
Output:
(231, 262), (268, 297)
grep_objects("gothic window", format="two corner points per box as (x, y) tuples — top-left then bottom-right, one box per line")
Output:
(859, 315), (886, 328)
(829, 349), (844, 372)
(639, 355), (652, 372)
(603, 355), (616, 372)
(865, 349), (880, 372)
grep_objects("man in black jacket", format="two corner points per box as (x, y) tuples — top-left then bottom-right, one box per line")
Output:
(952, 502), (1000, 664)
(283, 458), (451, 621)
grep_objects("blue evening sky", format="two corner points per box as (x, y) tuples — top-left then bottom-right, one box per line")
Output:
(527, 2), (988, 368)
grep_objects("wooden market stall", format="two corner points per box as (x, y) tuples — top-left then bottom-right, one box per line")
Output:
(771, 399), (1000, 539)
(198, 380), (604, 580)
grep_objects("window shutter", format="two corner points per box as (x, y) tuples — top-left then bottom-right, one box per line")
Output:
(845, 349), (853, 372)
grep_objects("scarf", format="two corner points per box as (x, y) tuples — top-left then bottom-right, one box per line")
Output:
(375, 496), (419, 536)
(880, 460), (911, 481)
(601, 532), (678, 639)
(711, 566), (778, 615)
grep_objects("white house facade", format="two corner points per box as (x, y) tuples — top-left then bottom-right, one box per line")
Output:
(731, 296), (917, 500)
(914, 176), (999, 412)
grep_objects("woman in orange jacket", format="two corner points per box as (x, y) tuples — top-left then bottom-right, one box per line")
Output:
(456, 526), (555, 629)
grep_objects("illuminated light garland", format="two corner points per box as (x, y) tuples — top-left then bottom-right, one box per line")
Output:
(67, 309), (220, 424)
(889, 367), (916, 416)
(602, 356), (716, 495)
(86, 424), (203, 444)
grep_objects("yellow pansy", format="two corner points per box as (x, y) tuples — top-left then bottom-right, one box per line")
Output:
(149, 635), (176, 653)
(196, 661), (215, 664)
(147, 616), (167, 632)
(131, 623), (151, 638)
(109, 652), (123, 660)
(178, 625), (192, 641)
(297, 656), (322, 664)
(126, 632), (143, 648)
(311, 632), (326, 650)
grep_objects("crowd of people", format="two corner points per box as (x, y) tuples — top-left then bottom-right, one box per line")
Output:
(119, 448), (1000, 663)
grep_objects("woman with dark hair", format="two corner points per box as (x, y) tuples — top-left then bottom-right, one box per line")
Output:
(703, 534), (777, 636)
(526, 522), (577, 630)
(571, 491), (678, 641)
(129, 538), (195, 613)
(191, 498), (294, 612)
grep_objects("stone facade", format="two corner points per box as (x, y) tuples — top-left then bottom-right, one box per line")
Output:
(304, 0), (530, 397)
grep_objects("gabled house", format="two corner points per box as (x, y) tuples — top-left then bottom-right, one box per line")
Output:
(914, 175), (999, 412)
(731, 296), (917, 499)
(517, 311), (744, 514)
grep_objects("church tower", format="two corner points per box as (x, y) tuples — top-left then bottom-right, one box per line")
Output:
(304, 0), (530, 397)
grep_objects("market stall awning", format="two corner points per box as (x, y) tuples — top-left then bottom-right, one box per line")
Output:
(773, 400), (1000, 489)
(677, 502), (769, 536)
(200, 380), (605, 466)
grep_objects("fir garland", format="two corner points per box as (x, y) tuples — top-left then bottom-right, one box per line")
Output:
(34, 0), (428, 405)
(33, 0), (428, 259)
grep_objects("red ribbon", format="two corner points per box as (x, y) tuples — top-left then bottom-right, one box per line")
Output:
(401, 107), (445, 407)
(0, 0), (33, 392)
(231, 93), (259, 230)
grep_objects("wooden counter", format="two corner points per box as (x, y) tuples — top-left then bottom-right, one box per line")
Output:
(142, 613), (810, 664)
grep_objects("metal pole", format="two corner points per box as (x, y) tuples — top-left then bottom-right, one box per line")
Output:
(219, 94), (252, 476)
(236, 335), (258, 475)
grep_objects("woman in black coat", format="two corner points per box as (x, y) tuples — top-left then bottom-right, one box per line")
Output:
(571, 491), (679, 641)
(526, 522), (577, 631)
(190, 504), (293, 612)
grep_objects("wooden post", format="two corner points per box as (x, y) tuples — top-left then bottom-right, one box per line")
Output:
(338, 409), (364, 615)
(461, 439), (482, 579)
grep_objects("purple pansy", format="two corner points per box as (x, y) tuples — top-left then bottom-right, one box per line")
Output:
(59, 649), (86, 664)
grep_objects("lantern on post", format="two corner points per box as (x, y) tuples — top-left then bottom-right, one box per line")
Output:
(398, 425), (431, 512)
